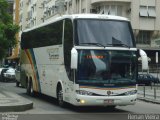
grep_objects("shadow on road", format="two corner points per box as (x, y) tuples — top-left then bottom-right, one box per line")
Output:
(19, 92), (129, 113)
(68, 106), (129, 113)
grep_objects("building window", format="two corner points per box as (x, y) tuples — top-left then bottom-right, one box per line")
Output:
(110, 5), (116, 15)
(139, 6), (156, 18)
(48, 8), (51, 16)
(117, 6), (122, 16)
(139, 6), (148, 17)
(148, 6), (156, 17)
(52, 6), (55, 14)
(81, 8), (86, 13)
(136, 31), (151, 44)
(99, 6), (104, 14)
(76, 0), (79, 13)
(19, 14), (22, 22)
(104, 5), (109, 14)
(20, 25), (22, 31)
(98, 5), (123, 16)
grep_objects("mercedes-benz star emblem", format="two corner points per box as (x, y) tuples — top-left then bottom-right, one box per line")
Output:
(107, 91), (111, 96)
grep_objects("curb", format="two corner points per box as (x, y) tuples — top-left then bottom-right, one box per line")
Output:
(0, 103), (33, 112)
(0, 91), (33, 112)
(138, 97), (160, 104)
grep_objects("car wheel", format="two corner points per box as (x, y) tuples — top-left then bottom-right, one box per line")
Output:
(4, 78), (7, 82)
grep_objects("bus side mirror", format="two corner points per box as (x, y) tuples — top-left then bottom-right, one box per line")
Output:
(139, 49), (148, 71)
(71, 48), (78, 69)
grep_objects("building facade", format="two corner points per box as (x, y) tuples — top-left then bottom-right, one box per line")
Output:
(17, 0), (160, 72)
(11, 0), (20, 61)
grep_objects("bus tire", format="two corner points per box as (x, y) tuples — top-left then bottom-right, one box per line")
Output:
(16, 81), (20, 87)
(107, 105), (116, 110)
(57, 85), (65, 107)
(26, 80), (30, 95)
(26, 80), (34, 96)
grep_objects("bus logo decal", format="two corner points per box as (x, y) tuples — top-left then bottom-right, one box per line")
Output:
(47, 48), (59, 60)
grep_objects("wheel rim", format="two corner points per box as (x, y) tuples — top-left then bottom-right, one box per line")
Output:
(58, 89), (63, 106)
(27, 81), (30, 94)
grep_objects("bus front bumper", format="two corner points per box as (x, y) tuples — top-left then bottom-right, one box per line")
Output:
(72, 94), (137, 106)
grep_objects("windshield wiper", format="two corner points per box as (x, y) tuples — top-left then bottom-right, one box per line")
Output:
(80, 42), (105, 48)
(111, 37), (130, 48)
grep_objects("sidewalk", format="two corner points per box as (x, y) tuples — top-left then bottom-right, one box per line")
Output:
(138, 85), (160, 104)
(0, 88), (33, 112)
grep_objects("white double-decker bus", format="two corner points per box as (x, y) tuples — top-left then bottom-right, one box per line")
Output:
(20, 14), (148, 107)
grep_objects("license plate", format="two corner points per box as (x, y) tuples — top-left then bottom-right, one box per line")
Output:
(104, 99), (114, 104)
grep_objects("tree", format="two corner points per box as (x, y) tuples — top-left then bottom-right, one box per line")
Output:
(0, 0), (19, 60)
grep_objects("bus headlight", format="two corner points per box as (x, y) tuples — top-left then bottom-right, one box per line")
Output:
(124, 90), (137, 95)
(76, 90), (93, 96)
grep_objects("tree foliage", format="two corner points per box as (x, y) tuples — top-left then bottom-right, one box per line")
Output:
(0, 0), (19, 59)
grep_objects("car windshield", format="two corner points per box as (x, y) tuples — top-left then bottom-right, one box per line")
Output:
(6, 69), (15, 73)
(76, 50), (137, 86)
(75, 19), (135, 47)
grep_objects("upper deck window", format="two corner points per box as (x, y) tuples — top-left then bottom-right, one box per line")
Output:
(21, 20), (63, 49)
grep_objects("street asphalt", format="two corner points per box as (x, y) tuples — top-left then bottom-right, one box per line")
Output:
(0, 83), (160, 112)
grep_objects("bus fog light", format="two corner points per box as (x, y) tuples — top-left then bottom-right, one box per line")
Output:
(80, 99), (86, 104)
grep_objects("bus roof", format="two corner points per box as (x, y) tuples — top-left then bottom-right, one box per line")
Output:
(23, 14), (129, 32)
(65, 14), (129, 21)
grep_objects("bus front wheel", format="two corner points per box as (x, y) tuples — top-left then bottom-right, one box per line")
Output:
(57, 86), (65, 107)
(107, 105), (116, 110)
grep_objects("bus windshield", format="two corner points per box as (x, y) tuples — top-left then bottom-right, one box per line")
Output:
(76, 50), (137, 86)
(75, 19), (135, 47)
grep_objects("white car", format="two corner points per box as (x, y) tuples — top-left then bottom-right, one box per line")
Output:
(0, 65), (9, 74)
(0, 66), (10, 82)
(3, 68), (16, 82)
(0, 68), (3, 74)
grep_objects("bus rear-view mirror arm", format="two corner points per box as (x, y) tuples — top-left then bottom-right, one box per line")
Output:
(71, 48), (78, 69)
(139, 49), (148, 71)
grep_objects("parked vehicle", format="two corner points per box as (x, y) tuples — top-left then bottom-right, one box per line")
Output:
(0, 68), (9, 82)
(0, 68), (3, 74)
(3, 68), (16, 82)
(137, 74), (159, 86)
(0, 65), (9, 74)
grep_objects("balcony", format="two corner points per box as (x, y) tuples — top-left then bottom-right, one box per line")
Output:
(91, 0), (131, 4)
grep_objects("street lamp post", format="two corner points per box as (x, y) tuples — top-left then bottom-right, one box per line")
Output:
(156, 52), (158, 80)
